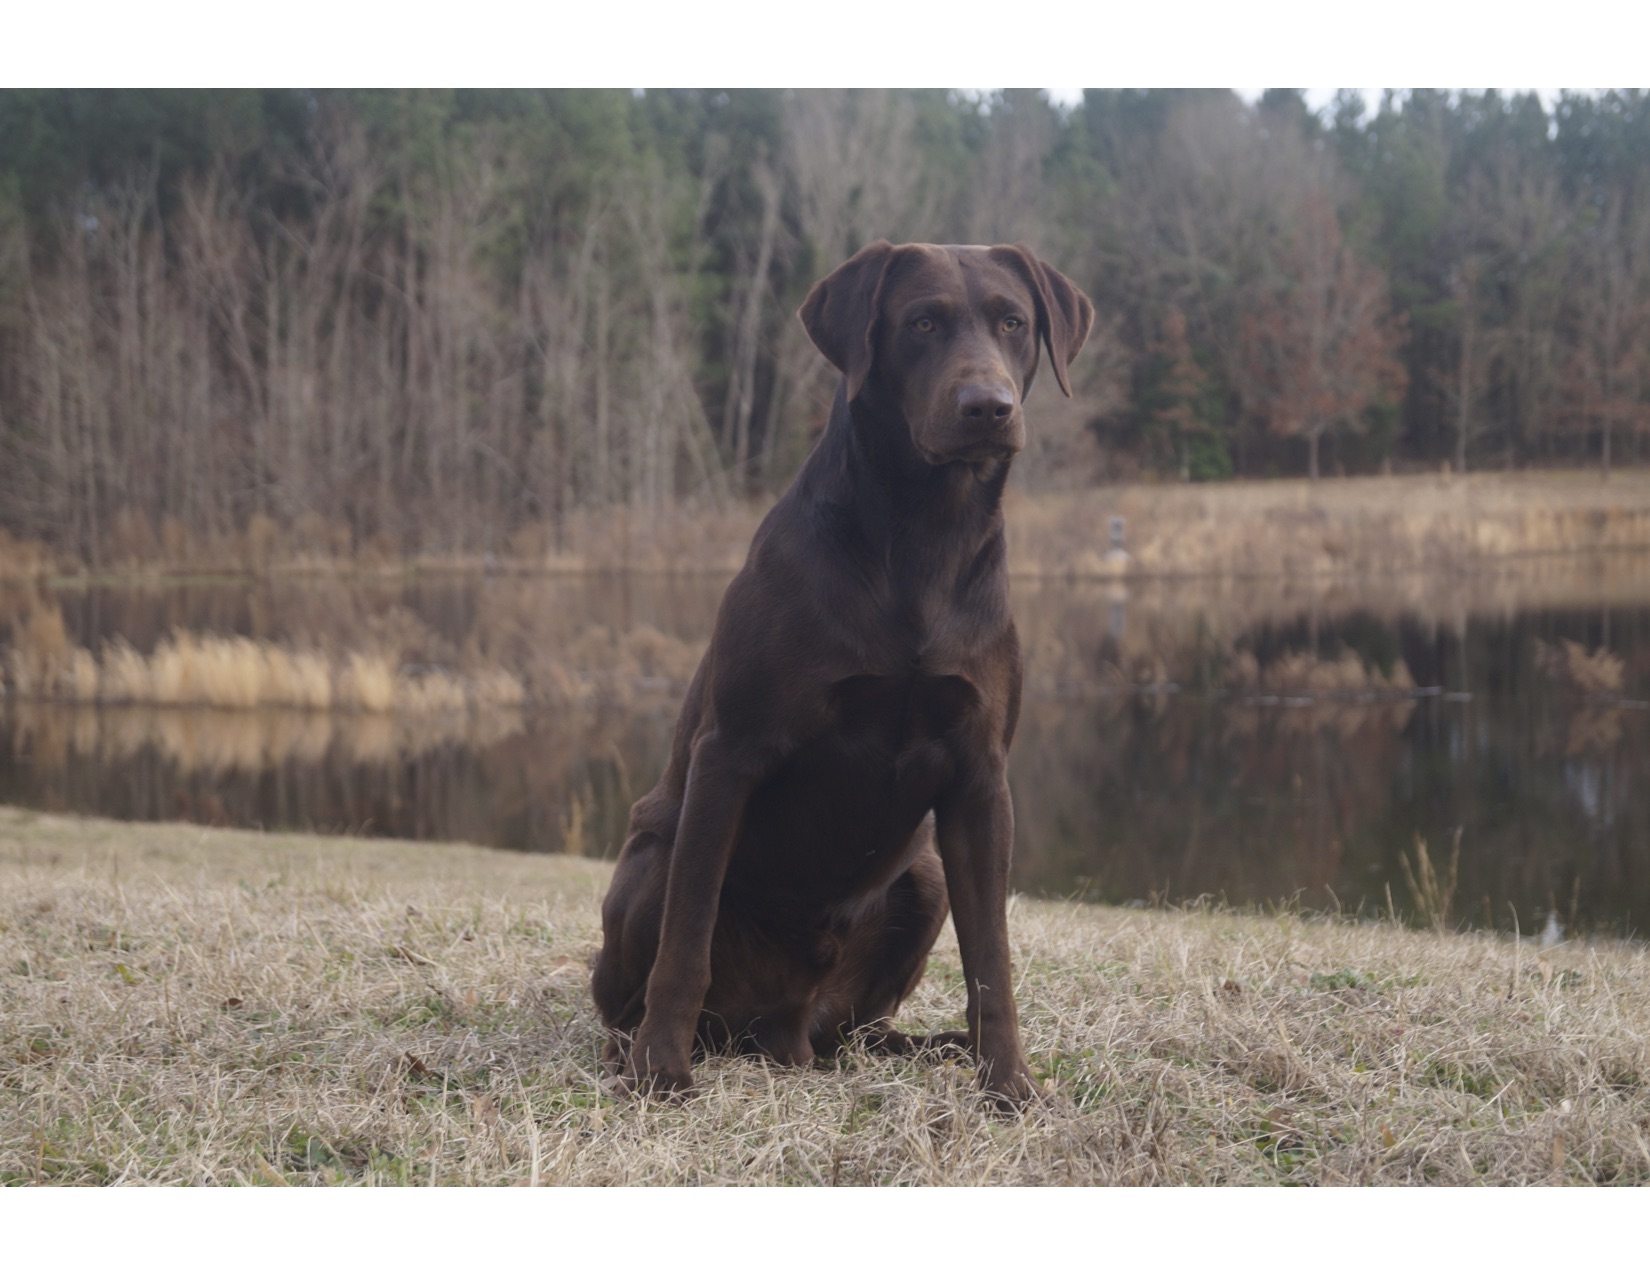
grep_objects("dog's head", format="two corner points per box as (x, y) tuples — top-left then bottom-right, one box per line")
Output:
(798, 242), (1095, 465)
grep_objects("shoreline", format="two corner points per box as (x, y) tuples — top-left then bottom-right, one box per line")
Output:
(5, 470), (1650, 586)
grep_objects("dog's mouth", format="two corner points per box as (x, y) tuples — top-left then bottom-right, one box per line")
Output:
(915, 444), (994, 467)
(917, 430), (1024, 466)
(952, 439), (1022, 464)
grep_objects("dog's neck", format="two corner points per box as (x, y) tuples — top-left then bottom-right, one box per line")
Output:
(798, 383), (1010, 582)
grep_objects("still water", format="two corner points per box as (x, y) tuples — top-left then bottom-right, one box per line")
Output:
(3, 558), (1648, 934)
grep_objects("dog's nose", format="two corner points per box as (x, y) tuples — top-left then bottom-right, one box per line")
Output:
(957, 383), (1016, 422)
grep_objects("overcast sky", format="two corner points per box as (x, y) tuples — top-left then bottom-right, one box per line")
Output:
(3, 4), (1634, 99)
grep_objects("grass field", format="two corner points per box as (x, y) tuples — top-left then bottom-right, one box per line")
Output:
(4, 807), (1647, 1186)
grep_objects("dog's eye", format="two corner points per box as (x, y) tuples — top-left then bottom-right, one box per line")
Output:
(1002, 316), (1024, 333)
(911, 316), (935, 333)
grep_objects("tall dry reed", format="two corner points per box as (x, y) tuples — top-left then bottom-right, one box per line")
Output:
(2, 613), (698, 715)
(7, 628), (526, 715)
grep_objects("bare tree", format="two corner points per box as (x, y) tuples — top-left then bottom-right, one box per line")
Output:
(766, 90), (953, 481)
(1237, 193), (1409, 479)
(1563, 193), (1650, 478)
(1434, 252), (1498, 473)
(966, 90), (1059, 246)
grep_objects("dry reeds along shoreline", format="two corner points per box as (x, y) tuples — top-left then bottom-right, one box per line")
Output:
(0, 600), (708, 715)
(4, 469), (1650, 717)
(3, 808), (1647, 1187)
(4, 620), (529, 714)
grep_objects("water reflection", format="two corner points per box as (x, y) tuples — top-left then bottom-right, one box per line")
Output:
(3, 557), (1648, 934)
(2, 697), (675, 860)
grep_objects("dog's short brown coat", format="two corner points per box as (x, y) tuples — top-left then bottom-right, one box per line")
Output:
(592, 241), (1094, 1105)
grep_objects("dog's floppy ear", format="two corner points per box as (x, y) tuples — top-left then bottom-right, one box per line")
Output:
(991, 244), (1095, 397)
(798, 240), (899, 401)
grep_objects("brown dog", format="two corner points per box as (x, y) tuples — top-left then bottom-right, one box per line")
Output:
(592, 241), (1093, 1106)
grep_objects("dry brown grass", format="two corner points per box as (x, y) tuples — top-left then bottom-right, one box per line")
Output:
(4, 807), (1648, 1186)
(4, 703), (528, 777)
(8, 470), (1650, 586)
(0, 530), (55, 583)
(1007, 470), (1650, 578)
(1535, 638), (1627, 697)
(4, 629), (547, 716)
(3, 596), (697, 715)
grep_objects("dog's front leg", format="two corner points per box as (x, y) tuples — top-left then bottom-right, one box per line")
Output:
(624, 730), (758, 1097)
(934, 758), (1038, 1110)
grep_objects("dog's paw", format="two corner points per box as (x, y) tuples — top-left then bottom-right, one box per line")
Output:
(917, 1030), (974, 1057)
(614, 1061), (697, 1102)
(977, 1064), (1047, 1114)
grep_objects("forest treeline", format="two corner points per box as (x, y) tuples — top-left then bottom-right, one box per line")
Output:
(2, 87), (1649, 563)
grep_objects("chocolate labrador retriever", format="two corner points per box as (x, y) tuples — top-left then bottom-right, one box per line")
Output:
(592, 241), (1093, 1107)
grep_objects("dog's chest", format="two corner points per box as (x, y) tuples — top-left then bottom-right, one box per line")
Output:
(733, 668), (976, 884)
(829, 669), (976, 764)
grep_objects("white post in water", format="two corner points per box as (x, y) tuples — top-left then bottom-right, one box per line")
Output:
(1102, 515), (1130, 574)
(1104, 516), (1129, 637)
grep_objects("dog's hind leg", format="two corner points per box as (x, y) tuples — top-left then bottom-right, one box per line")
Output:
(592, 834), (670, 1079)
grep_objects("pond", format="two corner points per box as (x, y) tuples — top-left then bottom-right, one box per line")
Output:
(3, 556), (1648, 935)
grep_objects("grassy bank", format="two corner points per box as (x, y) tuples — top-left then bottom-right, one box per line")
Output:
(1007, 469), (1650, 579)
(6, 470), (1650, 585)
(4, 808), (1647, 1186)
